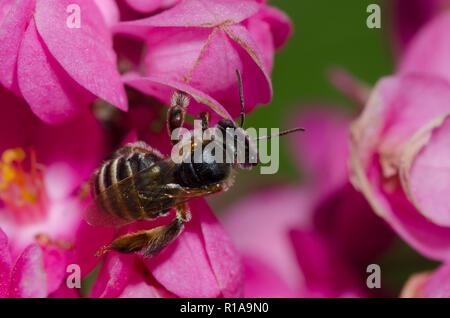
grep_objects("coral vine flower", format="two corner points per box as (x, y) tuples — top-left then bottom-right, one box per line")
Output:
(350, 13), (450, 261)
(0, 87), (111, 296)
(116, 0), (292, 121)
(0, 0), (127, 124)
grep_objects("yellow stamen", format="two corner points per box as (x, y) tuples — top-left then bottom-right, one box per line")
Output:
(21, 189), (37, 203)
(0, 147), (43, 204)
(1, 164), (17, 183)
(2, 148), (25, 164)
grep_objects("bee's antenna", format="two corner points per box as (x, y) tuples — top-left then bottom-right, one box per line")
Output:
(256, 127), (305, 140)
(236, 69), (245, 128)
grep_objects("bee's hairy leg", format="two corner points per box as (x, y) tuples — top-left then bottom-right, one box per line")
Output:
(142, 203), (191, 257)
(168, 91), (189, 145)
(198, 111), (210, 131)
(95, 204), (191, 258)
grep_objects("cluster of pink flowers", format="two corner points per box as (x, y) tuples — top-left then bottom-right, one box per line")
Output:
(350, 5), (450, 297)
(1, 0), (450, 298)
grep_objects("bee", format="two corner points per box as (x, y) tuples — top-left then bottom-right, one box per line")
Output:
(86, 71), (304, 258)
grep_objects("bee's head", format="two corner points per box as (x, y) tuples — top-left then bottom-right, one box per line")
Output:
(211, 70), (303, 171)
(217, 119), (259, 170)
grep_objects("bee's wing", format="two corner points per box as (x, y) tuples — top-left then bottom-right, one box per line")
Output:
(84, 199), (137, 227)
(84, 158), (221, 227)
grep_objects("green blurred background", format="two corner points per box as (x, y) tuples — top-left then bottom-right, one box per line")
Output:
(208, 0), (440, 296)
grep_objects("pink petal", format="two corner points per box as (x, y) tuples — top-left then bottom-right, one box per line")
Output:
(34, 0), (127, 112)
(0, 197), (84, 264)
(245, 14), (274, 71)
(49, 283), (80, 298)
(193, 199), (244, 297)
(137, 24), (270, 118)
(390, 0), (444, 55)
(119, 0), (259, 28)
(350, 74), (450, 260)
(90, 253), (135, 298)
(40, 245), (68, 295)
(0, 87), (37, 149)
(351, 154), (450, 260)
(0, 0), (15, 25)
(94, 0), (120, 27)
(314, 183), (393, 266)
(36, 109), (106, 200)
(0, 228), (12, 298)
(222, 187), (316, 290)
(17, 18), (96, 124)
(117, 266), (169, 298)
(222, 24), (273, 110)
(291, 108), (392, 266)
(0, 0), (35, 94)
(9, 244), (47, 298)
(351, 74), (450, 178)
(399, 114), (450, 226)
(123, 73), (234, 124)
(399, 11), (450, 82)
(424, 263), (450, 297)
(290, 230), (362, 293)
(70, 220), (115, 277)
(252, 5), (293, 50)
(118, 274), (159, 298)
(290, 106), (352, 196)
(242, 255), (300, 298)
(143, 203), (222, 298)
(1, 78), (105, 196)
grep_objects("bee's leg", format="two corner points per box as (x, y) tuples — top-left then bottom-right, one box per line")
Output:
(168, 91), (189, 144)
(198, 111), (212, 140)
(96, 204), (191, 258)
(198, 111), (210, 131)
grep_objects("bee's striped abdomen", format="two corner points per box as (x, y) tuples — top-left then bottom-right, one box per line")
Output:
(92, 142), (164, 222)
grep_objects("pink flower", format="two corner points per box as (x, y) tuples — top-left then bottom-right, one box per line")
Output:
(89, 199), (243, 298)
(400, 263), (450, 298)
(0, 0), (127, 124)
(0, 87), (112, 296)
(222, 107), (393, 298)
(350, 13), (450, 261)
(1, 231), (46, 298)
(94, 0), (120, 27)
(115, 0), (292, 122)
(292, 107), (393, 266)
(122, 0), (179, 14)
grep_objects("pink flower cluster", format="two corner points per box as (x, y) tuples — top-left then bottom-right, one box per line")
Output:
(223, 107), (393, 297)
(351, 12), (450, 262)
(0, 0), (293, 298)
(1, 0), (450, 299)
